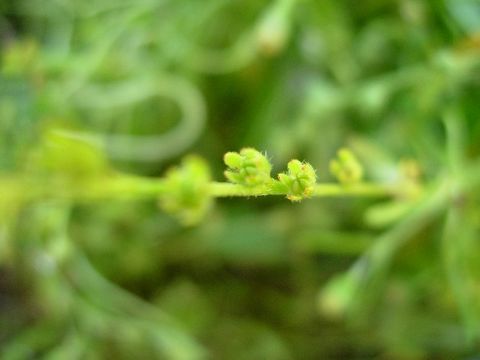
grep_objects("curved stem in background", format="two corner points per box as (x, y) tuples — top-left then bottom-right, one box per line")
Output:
(58, 75), (206, 163)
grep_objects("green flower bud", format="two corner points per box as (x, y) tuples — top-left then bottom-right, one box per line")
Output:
(330, 148), (364, 185)
(159, 156), (212, 226)
(277, 159), (316, 201)
(224, 148), (272, 187)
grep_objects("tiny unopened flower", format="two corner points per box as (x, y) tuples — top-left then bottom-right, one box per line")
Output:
(277, 159), (317, 201)
(224, 148), (272, 187)
(330, 148), (364, 185)
(159, 156), (212, 226)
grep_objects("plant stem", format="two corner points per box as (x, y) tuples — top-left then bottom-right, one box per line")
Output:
(208, 182), (396, 198)
(1, 176), (398, 203)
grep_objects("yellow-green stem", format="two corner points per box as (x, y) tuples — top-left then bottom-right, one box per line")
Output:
(1, 177), (399, 202)
(209, 182), (396, 198)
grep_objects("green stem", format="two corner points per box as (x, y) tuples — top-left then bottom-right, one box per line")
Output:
(208, 182), (281, 197)
(1, 176), (399, 202)
(209, 182), (396, 198)
(81, 175), (169, 200)
(312, 183), (395, 197)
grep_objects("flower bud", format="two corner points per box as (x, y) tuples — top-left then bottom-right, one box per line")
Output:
(277, 159), (316, 201)
(330, 148), (364, 185)
(159, 156), (212, 226)
(224, 148), (272, 187)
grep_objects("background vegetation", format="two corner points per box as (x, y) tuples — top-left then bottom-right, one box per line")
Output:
(1, 0), (480, 358)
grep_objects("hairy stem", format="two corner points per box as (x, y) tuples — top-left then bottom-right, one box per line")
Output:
(209, 182), (396, 198)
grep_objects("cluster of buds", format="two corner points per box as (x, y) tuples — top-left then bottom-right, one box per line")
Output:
(223, 148), (273, 187)
(161, 147), (365, 223)
(329, 148), (364, 185)
(159, 156), (212, 226)
(277, 160), (317, 201)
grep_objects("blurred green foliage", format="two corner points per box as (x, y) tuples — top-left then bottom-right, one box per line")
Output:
(1, 0), (480, 358)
